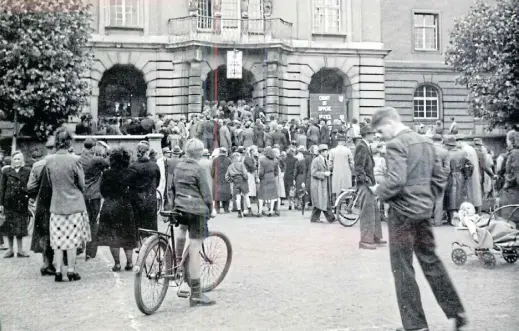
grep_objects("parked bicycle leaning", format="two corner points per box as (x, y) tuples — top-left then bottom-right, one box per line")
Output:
(172, 138), (216, 306)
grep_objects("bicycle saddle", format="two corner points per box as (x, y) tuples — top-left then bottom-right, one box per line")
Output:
(159, 210), (182, 218)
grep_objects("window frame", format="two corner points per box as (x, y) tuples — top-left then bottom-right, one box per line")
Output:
(413, 84), (441, 120)
(106, 0), (144, 29)
(412, 10), (441, 53)
(312, 0), (343, 35)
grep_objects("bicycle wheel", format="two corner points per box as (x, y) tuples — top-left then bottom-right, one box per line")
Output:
(336, 193), (360, 227)
(185, 231), (233, 293)
(134, 235), (172, 315)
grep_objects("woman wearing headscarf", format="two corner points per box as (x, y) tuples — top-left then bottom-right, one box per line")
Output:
(97, 147), (138, 272)
(0, 151), (31, 258)
(129, 142), (161, 233)
(45, 128), (91, 281)
(173, 138), (215, 306)
(257, 147), (279, 216)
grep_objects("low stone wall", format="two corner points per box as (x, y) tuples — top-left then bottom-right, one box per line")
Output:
(1, 134), (164, 161)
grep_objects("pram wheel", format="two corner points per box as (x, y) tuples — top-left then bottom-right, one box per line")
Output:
(503, 249), (518, 264)
(482, 252), (496, 269)
(451, 248), (467, 265)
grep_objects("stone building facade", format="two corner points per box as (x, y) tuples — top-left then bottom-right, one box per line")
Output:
(85, 0), (388, 122)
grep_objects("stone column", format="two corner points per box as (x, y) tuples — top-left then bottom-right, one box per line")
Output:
(90, 86), (99, 123)
(188, 60), (203, 115)
(263, 0), (273, 41)
(264, 51), (280, 116)
(188, 0), (199, 38)
(241, 0), (249, 41)
(146, 88), (157, 116)
(213, 0), (221, 34)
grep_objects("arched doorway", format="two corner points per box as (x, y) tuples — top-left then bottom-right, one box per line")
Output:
(99, 64), (147, 119)
(308, 68), (352, 121)
(203, 65), (255, 103)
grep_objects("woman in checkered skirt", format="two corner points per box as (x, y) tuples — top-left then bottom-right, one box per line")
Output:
(45, 128), (91, 282)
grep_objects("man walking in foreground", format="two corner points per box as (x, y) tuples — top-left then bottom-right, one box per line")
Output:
(370, 107), (467, 331)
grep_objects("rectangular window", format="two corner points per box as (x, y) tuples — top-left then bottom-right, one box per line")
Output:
(313, 0), (341, 34)
(413, 13), (439, 51)
(198, 0), (213, 29)
(108, 0), (142, 28)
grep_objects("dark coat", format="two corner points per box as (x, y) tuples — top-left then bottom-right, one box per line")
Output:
(319, 125), (330, 146)
(0, 167), (30, 237)
(254, 125), (265, 149)
(307, 125), (320, 146)
(129, 159), (160, 231)
(354, 140), (375, 186)
(97, 168), (138, 249)
(445, 148), (469, 211)
(258, 153), (279, 200)
(294, 158), (306, 190)
(304, 154), (314, 191)
(165, 156), (182, 208)
(284, 154), (297, 193)
(30, 166), (52, 253)
(271, 131), (288, 151)
(211, 155), (232, 201)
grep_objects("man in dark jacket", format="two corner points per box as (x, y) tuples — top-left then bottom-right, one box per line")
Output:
(202, 116), (215, 152)
(318, 119), (330, 146)
(354, 125), (384, 250)
(371, 107), (466, 331)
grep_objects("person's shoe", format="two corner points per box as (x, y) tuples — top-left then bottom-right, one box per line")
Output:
(55, 272), (63, 282)
(288, 206), (292, 211)
(67, 272), (81, 281)
(395, 328), (428, 331)
(274, 211), (280, 217)
(177, 282), (191, 298)
(40, 266), (56, 276)
(124, 264), (133, 271)
(359, 242), (377, 250)
(374, 239), (387, 245)
(237, 210), (243, 218)
(454, 312), (468, 330)
(189, 279), (215, 307)
(17, 252), (30, 258)
(112, 264), (122, 272)
(3, 251), (14, 258)
(310, 219), (323, 223)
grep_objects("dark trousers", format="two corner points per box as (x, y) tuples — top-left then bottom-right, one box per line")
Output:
(358, 185), (382, 243)
(310, 206), (335, 222)
(85, 199), (102, 258)
(388, 208), (464, 330)
(215, 201), (230, 213)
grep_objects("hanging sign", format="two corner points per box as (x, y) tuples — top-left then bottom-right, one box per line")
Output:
(309, 94), (347, 122)
(227, 50), (243, 79)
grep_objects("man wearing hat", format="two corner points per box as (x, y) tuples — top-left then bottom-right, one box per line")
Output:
(354, 125), (384, 249)
(212, 147), (232, 213)
(329, 133), (353, 202)
(431, 134), (450, 226)
(309, 144), (335, 222)
(198, 149), (213, 197)
(473, 138), (496, 197)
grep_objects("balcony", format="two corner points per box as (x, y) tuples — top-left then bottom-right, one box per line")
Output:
(168, 16), (293, 46)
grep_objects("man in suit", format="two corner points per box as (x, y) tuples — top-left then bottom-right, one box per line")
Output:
(370, 107), (466, 331)
(354, 125), (384, 250)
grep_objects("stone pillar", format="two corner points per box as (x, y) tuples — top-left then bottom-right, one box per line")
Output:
(263, 0), (273, 41)
(146, 88), (157, 116)
(90, 86), (99, 123)
(264, 51), (280, 116)
(188, 0), (199, 38)
(213, 0), (221, 34)
(241, 0), (249, 41)
(188, 60), (203, 115)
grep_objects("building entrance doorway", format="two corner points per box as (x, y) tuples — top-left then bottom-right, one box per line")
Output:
(203, 65), (255, 103)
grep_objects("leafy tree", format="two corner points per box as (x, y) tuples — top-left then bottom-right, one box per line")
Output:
(0, 0), (93, 139)
(445, 0), (519, 128)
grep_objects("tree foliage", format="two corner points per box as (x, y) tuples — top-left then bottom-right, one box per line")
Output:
(0, 0), (93, 139)
(445, 0), (519, 128)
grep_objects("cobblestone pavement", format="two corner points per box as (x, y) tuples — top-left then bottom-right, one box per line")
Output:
(1, 208), (518, 331)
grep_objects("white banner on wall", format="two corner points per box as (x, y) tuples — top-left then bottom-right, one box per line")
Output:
(227, 50), (243, 79)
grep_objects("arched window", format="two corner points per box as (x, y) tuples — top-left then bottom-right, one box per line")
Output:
(413, 85), (440, 119)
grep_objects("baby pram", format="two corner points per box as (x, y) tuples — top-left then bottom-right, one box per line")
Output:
(451, 203), (519, 269)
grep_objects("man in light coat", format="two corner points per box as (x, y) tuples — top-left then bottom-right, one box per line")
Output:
(219, 119), (232, 151)
(309, 144), (335, 223)
(329, 133), (353, 202)
(458, 135), (483, 213)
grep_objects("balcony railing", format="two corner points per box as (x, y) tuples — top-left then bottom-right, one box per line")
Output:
(168, 16), (293, 45)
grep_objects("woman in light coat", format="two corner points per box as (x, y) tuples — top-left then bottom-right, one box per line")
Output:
(329, 135), (353, 200)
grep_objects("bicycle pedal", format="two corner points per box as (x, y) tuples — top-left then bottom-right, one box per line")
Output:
(177, 289), (190, 298)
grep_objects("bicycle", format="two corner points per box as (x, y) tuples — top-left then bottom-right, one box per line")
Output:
(333, 187), (361, 227)
(134, 210), (233, 315)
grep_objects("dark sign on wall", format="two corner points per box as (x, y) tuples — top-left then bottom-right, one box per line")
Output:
(309, 94), (346, 122)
